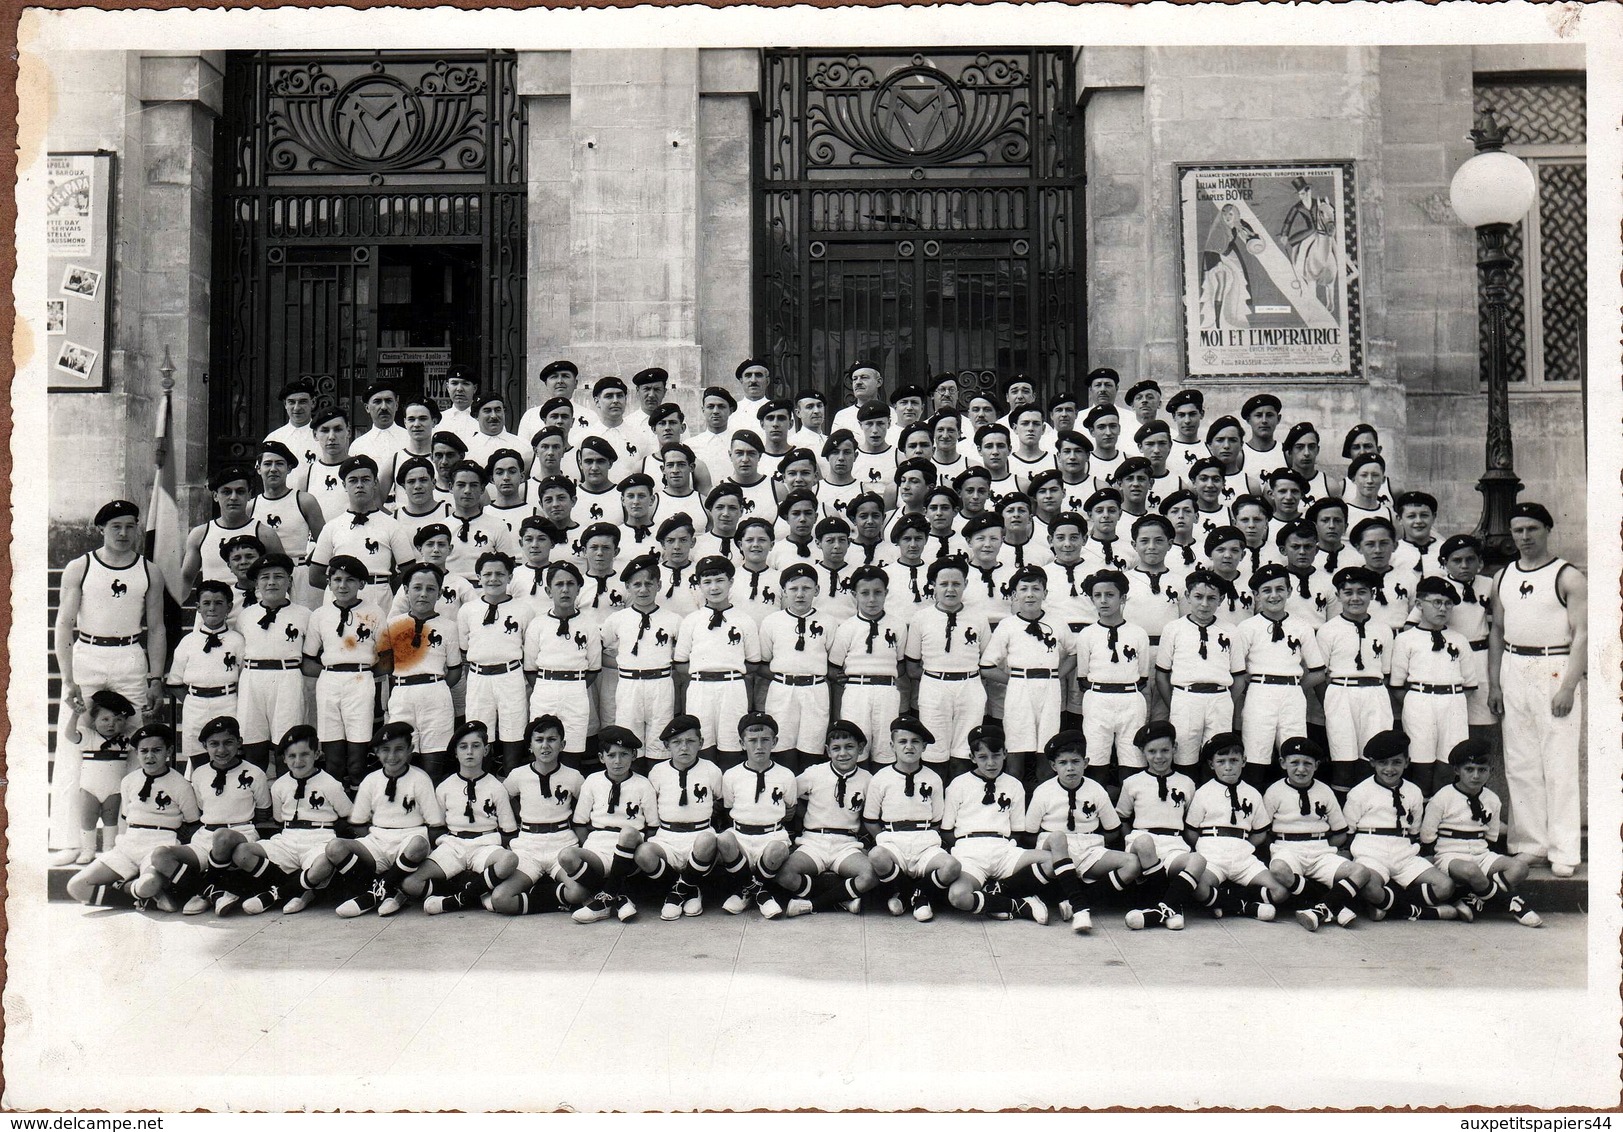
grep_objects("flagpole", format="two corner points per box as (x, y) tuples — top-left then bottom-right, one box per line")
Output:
(155, 345), (174, 469)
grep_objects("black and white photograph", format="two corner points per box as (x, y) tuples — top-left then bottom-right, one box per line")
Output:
(6, 0), (1621, 1116)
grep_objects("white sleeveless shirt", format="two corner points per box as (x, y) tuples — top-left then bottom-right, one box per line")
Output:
(1497, 557), (1576, 649)
(75, 552), (152, 639)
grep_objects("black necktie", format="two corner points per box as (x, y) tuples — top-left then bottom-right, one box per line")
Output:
(1390, 784), (1407, 827)
(862, 543), (879, 565)
(202, 631), (223, 654)
(944, 610), (957, 653)
(826, 567), (841, 598)
(349, 510), (370, 527)
(590, 575), (610, 606)
(1152, 771), (1169, 801)
(1107, 624), (1120, 663)
(535, 766), (552, 802)
(483, 601), (499, 626)
(411, 616), (429, 648)
(1247, 546), (1262, 572)
(1013, 543), (1026, 568)
(458, 515), (473, 542)
(981, 775), (997, 805)
(1063, 562), (1079, 598)
(749, 570), (765, 600)
(755, 767), (768, 802)
(607, 779), (622, 812)
(1064, 784), (1078, 831)
(630, 610), (652, 656)
(862, 615), (880, 653)
(835, 771), (850, 807)
(527, 569), (543, 596)
(1324, 546), (1341, 572)
(1147, 571), (1162, 595)
(793, 540), (811, 559)
(1024, 617), (1046, 643)
(677, 765), (690, 807)
(1179, 543), (1196, 567)
(138, 772), (158, 803)
(258, 605), (280, 631)
(907, 564), (923, 601)
(666, 566), (683, 598)
(464, 776), (478, 822)
(904, 770), (918, 798)
(1269, 617), (1285, 643)
(708, 608), (725, 630)
(385, 772), (402, 802)
(1295, 784), (1312, 816)
(556, 614), (572, 639)
(977, 566), (996, 597)
(1227, 782), (1243, 824)
(337, 604), (354, 634)
(292, 775), (308, 818)
(1461, 582), (1479, 605)
(1295, 571), (1311, 599)
(211, 765), (228, 795)
(718, 535), (734, 558)
(1197, 622), (1209, 660)
(794, 615), (808, 651)
(936, 535), (951, 558)
(1430, 629), (1446, 652)
(1373, 583), (1389, 607)
(1466, 790), (1487, 824)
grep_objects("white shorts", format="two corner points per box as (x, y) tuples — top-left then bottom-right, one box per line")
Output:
(512, 829), (578, 882)
(1239, 682), (1306, 766)
(427, 831), (505, 878)
(1195, 836), (1269, 886)
(388, 681), (455, 753)
(1058, 833), (1112, 875)
(188, 823), (260, 861)
(648, 827), (713, 869)
(237, 669), (309, 747)
(874, 829), (951, 877)
(1399, 690), (1469, 767)
(260, 827), (337, 874)
(80, 756), (130, 802)
(1430, 839), (1504, 874)
(951, 835), (1027, 887)
(529, 679), (593, 755)
(1167, 687), (1233, 767)
(1350, 834), (1432, 888)
(98, 827), (179, 880)
(1269, 839), (1348, 886)
(464, 668), (529, 743)
(316, 670), (376, 744)
(1080, 689), (1146, 768)
(916, 675), (987, 765)
(614, 674), (676, 760)
(731, 828), (792, 870)
(686, 676), (749, 754)
(71, 642), (148, 704)
(357, 825), (431, 871)
(1001, 676), (1062, 754)
(579, 827), (636, 872)
(765, 678), (830, 754)
(1322, 683), (1394, 763)
(180, 693), (240, 763)
(792, 831), (866, 874)
(836, 681), (899, 764)
(1127, 829), (1191, 865)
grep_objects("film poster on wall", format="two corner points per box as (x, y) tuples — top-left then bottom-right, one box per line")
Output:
(47, 151), (114, 392)
(1179, 161), (1363, 382)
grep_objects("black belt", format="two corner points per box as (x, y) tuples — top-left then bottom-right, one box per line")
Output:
(367, 574), (391, 585)
(772, 674), (827, 687)
(1195, 826), (1250, 838)
(843, 674), (896, 686)
(1409, 682), (1465, 695)
(1354, 826), (1411, 838)
(521, 821), (571, 834)
(1174, 682), (1225, 693)
(246, 659), (301, 671)
(1469, 640), (1489, 652)
(1506, 644), (1569, 656)
(85, 751), (130, 761)
(1437, 829), (1486, 840)
(660, 820), (713, 833)
(923, 670), (978, 681)
(1141, 826), (1183, 836)
(1250, 674), (1299, 686)
(284, 820), (334, 830)
(450, 829), (498, 839)
(472, 660), (523, 676)
(1008, 667), (1056, 679)
(187, 684), (237, 698)
(618, 667), (672, 681)
(1087, 682), (1139, 694)
(957, 831), (1007, 840)
(691, 671), (744, 682)
(393, 673), (445, 686)
(733, 821), (783, 836)
(76, 632), (142, 647)
(1147, 635), (1161, 647)
(801, 826), (859, 837)
(534, 669), (588, 681)
(126, 822), (176, 831)
(1328, 676), (1384, 687)
(1275, 831), (1331, 842)
(881, 820), (932, 832)
(324, 663), (372, 673)
(202, 822), (253, 831)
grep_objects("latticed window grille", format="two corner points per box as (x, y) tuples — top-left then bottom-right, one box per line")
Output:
(1473, 78), (1585, 386)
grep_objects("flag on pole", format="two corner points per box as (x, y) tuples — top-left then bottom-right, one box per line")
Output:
(145, 378), (186, 659)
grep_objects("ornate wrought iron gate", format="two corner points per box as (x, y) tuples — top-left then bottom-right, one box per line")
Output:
(758, 49), (1081, 406)
(210, 50), (526, 470)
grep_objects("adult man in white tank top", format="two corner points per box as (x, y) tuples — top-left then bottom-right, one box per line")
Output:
(181, 465), (286, 599)
(249, 441), (327, 608)
(1488, 502), (1586, 878)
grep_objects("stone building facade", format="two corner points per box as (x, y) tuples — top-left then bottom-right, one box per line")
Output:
(42, 45), (1588, 565)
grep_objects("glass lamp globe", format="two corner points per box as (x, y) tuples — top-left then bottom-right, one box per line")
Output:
(1449, 150), (1538, 228)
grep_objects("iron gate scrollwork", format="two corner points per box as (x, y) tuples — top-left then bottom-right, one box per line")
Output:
(210, 50), (526, 472)
(758, 49), (1081, 407)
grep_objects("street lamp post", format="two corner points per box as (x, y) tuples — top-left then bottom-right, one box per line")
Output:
(1448, 109), (1539, 569)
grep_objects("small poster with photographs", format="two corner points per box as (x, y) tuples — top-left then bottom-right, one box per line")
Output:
(47, 151), (113, 391)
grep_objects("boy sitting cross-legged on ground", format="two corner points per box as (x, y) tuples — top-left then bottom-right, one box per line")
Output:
(400, 720), (519, 915)
(1261, 736), (1372, 932)
(1420, 738), (1543, 927)
(1341, 729), (1461, 922)
(638, 713), (725, 920)
(1183, 731), (1291, 921)
(941, 724), (1053, 924)
(485, 714), (585, 917)
(1026, 729), (1141, 934)
(1117, 720), (1204, 931)
(229, 725), (353, 915)
(863, 715), (960, 923)
(772, 719), (878, 916)
(561, 725), (657, 924)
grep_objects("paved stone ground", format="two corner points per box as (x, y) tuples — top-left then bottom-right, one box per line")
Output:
(6, 899), (1601, 1112)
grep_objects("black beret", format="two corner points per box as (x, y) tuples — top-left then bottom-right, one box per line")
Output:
(735, 358), (771, 380)
(1393, 490), (1439, 514)
(648, 402), (684, 426)
(578, 522), (621, 547)
(1133, 720), (1178, 749)
(1281, 422), (1320, 452)
(1133, 420), (1172, 444)
(1248, 563), (1290, 590)
(325, 554), (368, 581)
(1241, 393), (1283, 418)
(889, 714), (935, 743)
(777, 488), (819, 517)
(1341, 423), (1379, 459)
(94, 499), (140, 526)
(888, 383), (926, 405)
(1510, 501), (1555, 529)
(1083, 488), (1123, 512)
(703, 385), (738, 410)
(821, 429), (858, 455)
(1131, 514), (1174, 540)
(890, 513), (930, 540)
(1166, 389), (1204, 414)
(597, 724), (643, 751)
(1086, 367), (1120, 386)
(825, 719), (868, 746)
(248, 552), (297, 577)
(218, 534), (266, 562)
(1205, 415), (1244, 443)
(592, 375), (626, 397)
(961, 513), (1004, 540)
(1414, 576), (1461, 603)
(257, 440), (298, 465)
(130, 722), (176, 749)
(539, 359), (579, 381)
(431, 430), (469, 454)
(730, 429), (764, 453)
(546, 560), (585, 585)
(1125, 380), (1162, 403)
(577, 436), (616, 461)
(1350, 516), (1397, 544)
(1332, 566), (1381, 590)
(277, 377), (315, 400)
(1114, 456), (1153, 480)
(632, 367), (669, 387)
(1362, 729), (1410, 762)
(1200, 731), (1245, 761)
(312, 407), (350, 430)
(621, 552), (664, 584)
(1448, 737), (1493, 768)
(814, 515), (852, 540)
(705, 482), (745, 508)
(1438, 534), (1483, 561)
(1279, 736), (1326, 762)
(1043, 728), (1088, 758)
(856, 401), (890, 423)
(657, 513), (696, 540)
(199, 715), (242, 742)
(617, 472), (656, 494)
(208, 464), (254, 492)
(362, 380), (398, 402)
(694, 554), (735, 579)
(1204, 525), (1246, 554)
(1083, 405), (1120, 429)
(338, 455), (378, 480)
(779, 563), (818, 587)
(660, 714), (704, 742)
(1083, 568), (1129, 596)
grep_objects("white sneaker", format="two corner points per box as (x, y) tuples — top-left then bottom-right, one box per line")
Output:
(1335, 905), (1358, 928)
(1162, 905), (1185, 931)
(213, 891), (241, 916)
(1071, 908), (1093, 934)
(423, 895), (451, 915)
(756, 892), (784, 920)
(841, 897), (862, 914)
(377, 894), (404, 917)
(1551, 862), (1577, 878)
(282, 893), (310, 915)
(182, 893), (212, 916)
(480, 894), (495, 912)
(1016, 896), (1050, 926)
(1057, 899), (1074, 923)
(885, 894), (906, 917)
(911, 899), (934, 924)
(152, 892), (181, 914)
(660, 895), (684, 921)
(722, 893), (750, 915)
(1254, 902), (1276, 923)
(572, 892), (617, 924)
(1295, 906), (1324, 933)
(616, 896), (638, 922)
(785, 898), (814, 918)
(683, 893), (704, 918)
(1509, 896), (1544, 928)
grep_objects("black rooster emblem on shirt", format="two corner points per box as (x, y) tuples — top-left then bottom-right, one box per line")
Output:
(153, 790), (173, 810)
(1518, 581), (1534, 598)
(1169, 788), (1187, 807)
(223, 652), (239, 670)
(1314, 801), (1330, 821)
(324, 475), (339, 491)
(356, 624), (374, 643)
(1286, 635), (1301, 654)
(402, 795), (417, 813)
(572, 631), (589, 650)
(1445, 642), (1460, 661)
(624, 801), (642, 819)
(1215, 634), (1231, 653)
(727, 627), (742, 646)
(963, 627), (980, 645)
(1080, 800), (1098, 820)
(427, 629), (443, 649)
(589, 504), (604, 520)
(441, 586), (456, 603)
(473, 530), (490, 548)
(237, 768), (255, 792)
(110, 578), (128, 598)
(364, 537), (380, 556)
(771, 786), (786, 805)
(848, 791), (864, 813)
(1371, 639), (1385, 656)
(693, 782), (710, 802)
(284, 623), (301, 642)
(809, 622), (825, 639)
(883, 628), (898, 647)
(503, 615), (520, 635)
(996, 793), (1012, 813)
(653, 627), (672, 647)
(482, 798), (498, 818)
(308, 791), (326, 811)
(1121, 644), (1138, 661)
(553, 784), (574, 805)
(265, 513), (283, 529)
(919, 782), (934, 800)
